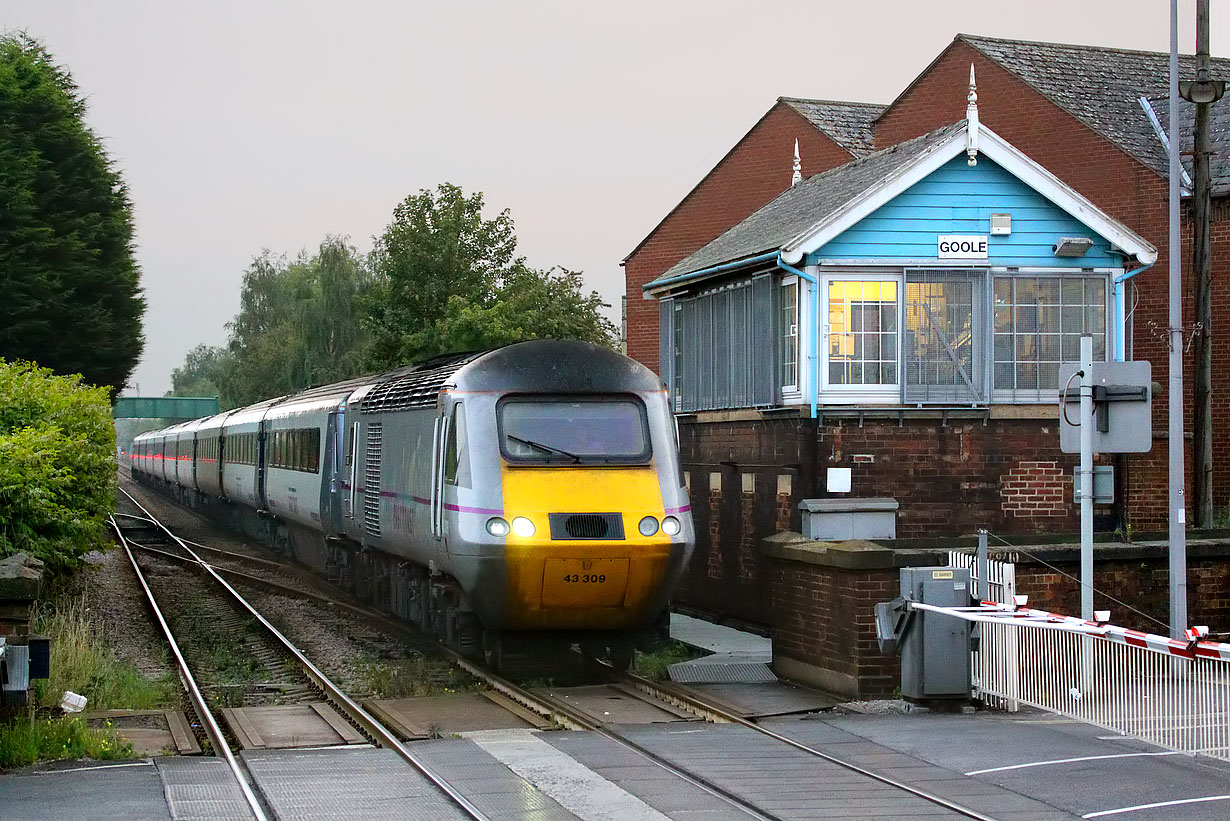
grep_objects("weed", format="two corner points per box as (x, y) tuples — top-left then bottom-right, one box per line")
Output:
(632, 640), (706, 682)
(31, 597), (178, 711)
(363, 656), (479, 698)
(0, 716), (134, 770)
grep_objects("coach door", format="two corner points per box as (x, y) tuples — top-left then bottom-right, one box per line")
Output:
(322, 410), (346, 536)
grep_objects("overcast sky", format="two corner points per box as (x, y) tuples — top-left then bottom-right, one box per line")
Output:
(3, 1), (1222, 395)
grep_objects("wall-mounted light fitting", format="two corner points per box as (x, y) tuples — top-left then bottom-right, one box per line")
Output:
(990, 213), (1011, 235)
(1053, 236), (1094, 257)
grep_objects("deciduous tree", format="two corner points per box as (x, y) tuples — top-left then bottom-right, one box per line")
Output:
(365, 183), (615, 367)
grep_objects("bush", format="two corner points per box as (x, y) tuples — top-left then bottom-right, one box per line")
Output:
(0, 360), (116, 570)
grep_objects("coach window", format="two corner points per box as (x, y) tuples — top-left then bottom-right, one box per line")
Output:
(445, 403), (470, 486)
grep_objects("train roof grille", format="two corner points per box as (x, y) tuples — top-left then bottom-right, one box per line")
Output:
(359, 351), (486, 413)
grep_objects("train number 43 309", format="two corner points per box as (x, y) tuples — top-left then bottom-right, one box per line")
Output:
(563, 574), (607, 583)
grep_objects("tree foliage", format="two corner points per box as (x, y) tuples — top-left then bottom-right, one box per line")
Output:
(365, 183), (616, 368)
(168, 184), (617, 403)
(0, 34), (144, 395)
(208, 237), (370, 407)
(168, 343), (231, 401)
(0, 360), (116, 571)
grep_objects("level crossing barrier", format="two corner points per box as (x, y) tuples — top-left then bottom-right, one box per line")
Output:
(914, 597), (1230, 760)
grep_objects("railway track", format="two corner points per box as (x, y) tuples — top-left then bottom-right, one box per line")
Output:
(112, 480), (1004, 821)
(110, 487), (492, 821)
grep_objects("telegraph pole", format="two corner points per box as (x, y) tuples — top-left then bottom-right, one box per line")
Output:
(1168, 0), (1188, 639)
(1182, 0), (1225, 527)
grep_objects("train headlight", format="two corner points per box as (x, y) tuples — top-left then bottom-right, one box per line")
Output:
(638, 516), (659, 537)
(662, 516), (682, 537)
(486, 517), (510, 537)
(511, 516), (536, 538)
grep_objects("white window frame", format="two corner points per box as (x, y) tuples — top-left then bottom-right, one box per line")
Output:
(989, 268), (1113, 404)
(819, 271), (903, 404)
(780, 275), (801, 398)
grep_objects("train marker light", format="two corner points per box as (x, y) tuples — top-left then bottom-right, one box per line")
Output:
(638, 516), (659, 536)
(486, 517), (511, 537)
(511, 517), (536, 538)
(662, 516), (682, 536)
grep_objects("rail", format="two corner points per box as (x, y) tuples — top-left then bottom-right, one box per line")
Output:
(114, 488), (492, 821)
(109, 514), (269, 821)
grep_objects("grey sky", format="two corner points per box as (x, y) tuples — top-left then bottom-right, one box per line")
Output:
(2, 1), (1219, 395)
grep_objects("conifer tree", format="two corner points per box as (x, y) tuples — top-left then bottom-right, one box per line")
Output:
(0, 34), (145, 395)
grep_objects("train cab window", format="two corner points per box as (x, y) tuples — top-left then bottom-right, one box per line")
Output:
(444, 403), (470, 486)
(497, 397), (651, 465)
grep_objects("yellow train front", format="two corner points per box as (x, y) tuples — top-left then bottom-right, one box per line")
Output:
(349, 340), (694, 669)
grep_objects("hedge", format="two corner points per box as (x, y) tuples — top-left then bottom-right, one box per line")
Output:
(0, 360), (115, 570)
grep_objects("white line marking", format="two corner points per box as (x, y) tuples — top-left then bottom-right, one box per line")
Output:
(33, 760), (154, 774)
(466, 729), (672, 821)
(1083, 794), (1230, 818)
(966, 751), (1180, 775)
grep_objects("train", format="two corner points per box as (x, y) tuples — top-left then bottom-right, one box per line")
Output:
(130, 340), (694, 672)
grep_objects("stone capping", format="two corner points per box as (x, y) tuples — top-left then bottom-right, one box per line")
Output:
(798, 497), (899, 514)
(761, 533), (1230, 570)
(760, 531), (949, 570)
(0, 553), (44, 601)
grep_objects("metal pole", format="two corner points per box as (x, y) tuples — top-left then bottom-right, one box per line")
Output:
(1080, 335), (1094, 622)
(1169, 0), (1189, 638)
(977, 529), (989, 602)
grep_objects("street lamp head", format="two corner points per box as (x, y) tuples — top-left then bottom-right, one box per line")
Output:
(1179, 79), (1226, 104)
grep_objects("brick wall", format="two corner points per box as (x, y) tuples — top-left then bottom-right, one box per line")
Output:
(623, 103), (858, 372)
(1010, 541), (1230, 635)
(675, 413), (1162, 625)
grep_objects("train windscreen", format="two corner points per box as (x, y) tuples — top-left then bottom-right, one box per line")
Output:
(497, 397), (651, 464)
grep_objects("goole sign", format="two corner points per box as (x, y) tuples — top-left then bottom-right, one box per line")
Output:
(937, 235), (988, 259)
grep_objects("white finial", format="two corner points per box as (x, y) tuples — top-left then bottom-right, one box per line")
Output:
(966, 63), (980, 166)
(791, 138), (802, 186)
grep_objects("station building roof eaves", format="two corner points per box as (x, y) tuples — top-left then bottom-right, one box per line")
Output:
(645, 121), (966, 292)
(956, 33), (1230, 186)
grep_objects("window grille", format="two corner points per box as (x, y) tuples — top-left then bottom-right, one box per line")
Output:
(993, 274), (1107, 402)
(672, 275), (777, 413)
(904, 269), (986, 404)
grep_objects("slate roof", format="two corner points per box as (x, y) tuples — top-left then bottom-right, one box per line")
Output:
(779, 98), (885, 157)
(1147, 95), (1230, 195)
(958, 34), (1230, 184)
(648, 122), (966, 288)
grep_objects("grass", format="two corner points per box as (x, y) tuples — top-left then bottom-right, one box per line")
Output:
(31, 597), (178, 711)
(0, 716), (133, 770)
(633, 640), (707, 682)
(363, 655), (481, 698)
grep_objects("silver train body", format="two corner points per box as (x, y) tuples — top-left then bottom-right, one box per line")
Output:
(131, 340), (694, 663)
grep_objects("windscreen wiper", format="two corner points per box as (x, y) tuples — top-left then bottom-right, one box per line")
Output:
(506, 434), (581, 462)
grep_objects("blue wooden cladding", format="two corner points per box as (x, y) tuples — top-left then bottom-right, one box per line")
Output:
(811, 156), (1121, 268)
